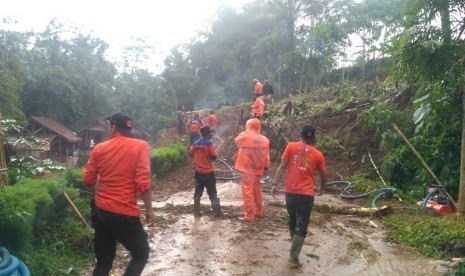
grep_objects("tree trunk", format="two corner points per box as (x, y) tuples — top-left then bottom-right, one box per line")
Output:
(0, 113), (9, 186)
(458, 86), (465, 216)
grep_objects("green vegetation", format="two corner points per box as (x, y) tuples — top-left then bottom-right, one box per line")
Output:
(1, 0), (465, 274)
(384, 213), (465, 259)
(0, 169), (93, 275)
(151, 144), (188, 177)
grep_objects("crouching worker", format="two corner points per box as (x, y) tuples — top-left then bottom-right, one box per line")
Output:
(272, 125), (327, 267)
(189, 125), (223, 217)
(83, 112), (154, 276)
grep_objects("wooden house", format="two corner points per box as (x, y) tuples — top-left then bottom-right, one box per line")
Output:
(29, 116), (83, 163)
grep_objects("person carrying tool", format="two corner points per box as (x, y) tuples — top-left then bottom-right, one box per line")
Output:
(251, 94), (265, 119)
(234, 118), (270, 222)
(83, 112), (154, 276)
(253, 79), (263, 99)
(186, 113), (204, 146)
(272, 124), (327, 267)
(188, 125), (223, 217)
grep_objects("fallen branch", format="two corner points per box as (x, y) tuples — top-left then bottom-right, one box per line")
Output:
(268, 200), (393, 217)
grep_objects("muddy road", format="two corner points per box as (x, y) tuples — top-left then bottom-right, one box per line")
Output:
(103, 174), (448, 276)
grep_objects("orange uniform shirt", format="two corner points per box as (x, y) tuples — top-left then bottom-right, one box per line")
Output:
(83, 133), (152, 217)
(207, 114), (218, 130)
(255, 81), (263, 94)
(282, 141), (326, 196)
(189, 138), (217, 173)
(187, 119), (204, 133)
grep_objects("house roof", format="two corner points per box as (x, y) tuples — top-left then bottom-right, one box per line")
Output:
(77, 111), (152, 139)
(30, 116), (83, 143)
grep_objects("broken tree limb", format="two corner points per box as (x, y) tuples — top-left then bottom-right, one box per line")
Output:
(391, 123), (458, 211)
(268, 200), (393, 217)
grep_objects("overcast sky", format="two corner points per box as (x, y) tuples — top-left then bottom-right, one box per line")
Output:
(0, 0), (253, 72)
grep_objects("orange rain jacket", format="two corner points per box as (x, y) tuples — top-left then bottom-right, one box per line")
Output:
(234, 118), (270, 176)
(251, 96), (265, 118)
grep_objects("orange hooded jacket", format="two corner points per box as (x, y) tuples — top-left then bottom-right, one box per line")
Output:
(234, 118), (270, 176)
(251, 96), (265, 117)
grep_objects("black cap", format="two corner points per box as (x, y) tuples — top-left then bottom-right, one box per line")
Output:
(301, 125), (316, 144)
(200, 125), (212, 135)
(108, 112), (133, 130)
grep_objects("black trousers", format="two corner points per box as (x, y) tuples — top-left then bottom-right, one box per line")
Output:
(194, 171), (218, 200)
(285, 193), (315, 237)
(91, 207), (149, 276)
(189, 133), (201, 146)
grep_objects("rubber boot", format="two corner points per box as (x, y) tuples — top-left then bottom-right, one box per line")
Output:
(289, 234), (305, 267)
(211, 198), (223, 217)
(290, 230), (295, 240)
(194, 196), (202, 217)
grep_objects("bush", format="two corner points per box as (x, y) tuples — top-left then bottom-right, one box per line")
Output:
(150, 144), (188, 177)
(0, 173), (94, 275)
(384, 213), (465, 259)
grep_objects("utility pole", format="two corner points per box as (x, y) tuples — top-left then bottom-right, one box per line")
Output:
(0, 113), (9, 186)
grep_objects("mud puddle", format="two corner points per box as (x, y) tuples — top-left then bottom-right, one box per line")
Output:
(89, 181), (450, 276)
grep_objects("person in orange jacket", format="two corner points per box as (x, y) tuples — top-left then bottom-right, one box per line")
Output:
(206, 110), (218, 135)
(83, 112), (153, 275)
(271, 125), (327, 267)
(253, 79), (263, 99)
(186, 113), (204, 146)
(188, 125), (222, 217)
(251, 95), (265, 119)
(234, 118), (270, 222)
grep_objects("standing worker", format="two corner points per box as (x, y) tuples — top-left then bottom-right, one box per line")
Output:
(262, 80), (274, 105)
(207, 110), (219, 136)
(272, 125), (327, 267)
(251, 95), (265, 119)
(234, 118), (270, 222)
(186, 113), (204, 146)
(83, 112), (154, 276)
(253, 79), (263, 99)
(188, 126), (223, 217)
(177, 105), (186, 135)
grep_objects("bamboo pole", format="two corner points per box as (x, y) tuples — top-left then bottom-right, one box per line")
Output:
(391, 123), (457, 210)
(63, 191), (90, 228)
(0, 113), (9, 186)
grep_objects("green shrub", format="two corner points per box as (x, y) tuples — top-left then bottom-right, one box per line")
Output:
(0, 173), (94, 274)
(0, 179), (54, 252)
(151, 144), (187, 177)
(384, 213), (465, 259)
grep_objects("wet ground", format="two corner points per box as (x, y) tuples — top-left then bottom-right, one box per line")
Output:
(95, 180), (450, 276)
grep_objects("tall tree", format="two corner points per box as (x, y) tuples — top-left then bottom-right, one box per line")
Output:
(390, 0), (465, 211)
(0, 30), (30, 121)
